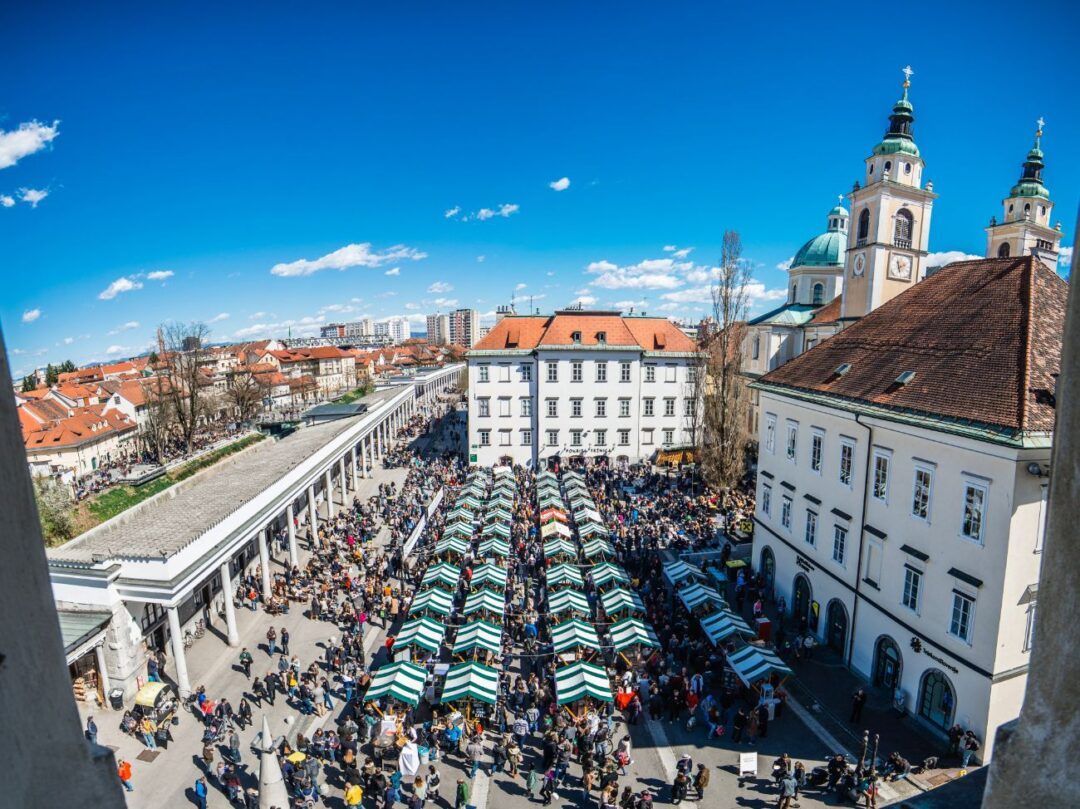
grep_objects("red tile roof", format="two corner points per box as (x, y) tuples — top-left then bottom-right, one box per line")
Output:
(268, 346), (352, 362)
(472, 313), (699, 353)
(758, 256), (1066, 434)
(806, 295), (842, 325)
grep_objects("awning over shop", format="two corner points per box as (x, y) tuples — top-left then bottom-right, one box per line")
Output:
(443, 522), (475, 540)
(581, 538), (615, 560)
(541, 521), (572, 539)
(440, 661), (500, 705)
(484, 507), (513, 524)
(547, 588), (592, 618)
(538, 494), (564, 510)
(609, 617), (660, 651)
(446, 508), (475, 525)
(550, 619), (602, 654)
(677, 581), (726, 613)
(469, 563), (507, 590)
(599, 587), (645, 617)
(699, 610), (755, 645)
(408, 587), (455, 617)
(573, 507), (603, 525)
(543, 538), (577, 560)
(547, 563), (585, 589)
(481, 521), (511, 539)
(663, 560), (705, 587)
(395, 617), (447, 654)
(578, 521), (610, 538)
(453, 494), (482, 510)
(433, 536), (472, 557)
(726, 645), (792, 687)
(590, 562), (630, 589)
(477, 537), (510, 558)
(463, 587), (506, 617)
(452, 620), (503, 656)
(421, 563), (462, 590)
(555, 661), (612, 705)
(364, 661), (428, 705)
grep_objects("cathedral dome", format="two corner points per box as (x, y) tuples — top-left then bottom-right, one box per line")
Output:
(792, 230), (846, 268)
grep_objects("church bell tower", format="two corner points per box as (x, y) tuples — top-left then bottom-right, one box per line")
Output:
(840, 67), (937, 320)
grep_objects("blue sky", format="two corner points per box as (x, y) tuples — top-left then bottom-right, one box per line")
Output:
(2, 2), (1077, 377)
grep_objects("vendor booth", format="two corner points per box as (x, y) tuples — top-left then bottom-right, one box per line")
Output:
(421, 563), (462, 590)
(546, 563), (585, 590)
(677, 581), (726, 615)
(699, 610), (755, 645)
(608, 617), (661, 662)
(477, 538), (511, 559)
(452, 620), (504, 659)
(663, 559), (706, 587)
(547, 588), (592, 620)
(408, 587), (455, 619)
(550, 618), (602, 657)
(599, 587), (645, 619)
(590, 562), (630, 591)
(543, 538), (578, 563)
(469, 563), (508, 590)
(393, 617), (447, 661)
(554, 660), (613, 709)
(462, 587), (506, 621)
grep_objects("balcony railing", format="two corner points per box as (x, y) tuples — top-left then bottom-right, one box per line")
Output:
(893, 237), (912, 249)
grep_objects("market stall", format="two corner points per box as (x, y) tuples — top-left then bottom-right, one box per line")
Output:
(408, 587), (455, 620)
(462, 587), (506, 621)
(546, 563), (585, 590)
(699, 609), (755, 645)
(439, 661), (500, 719)
(431, 535), (472, 562)
(608, 617), (661, 663)
(550, 618), (602, 658)
(543, 538), (578, 563)
(590, 562), (630, 591)
(476, 537), (511, 560)
(364, 661), (429, 707)
(421, 562), (463, 591)
(663, 559), (706, 587)
(581, 538), (616, 561)
(393, 616), (447, 662)
(677, 581), (726, 616)
(599, 587), (646, 619)
(547, 588), (592, 620)
(540, 520), (572, 540)
(726, 644), (793, 691)
(451, 620), (504, 660)
(469, 563), (508, 590)
(554, 660), (613, 713)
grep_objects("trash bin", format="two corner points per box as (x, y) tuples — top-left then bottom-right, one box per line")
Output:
(109, 688), (125, 710)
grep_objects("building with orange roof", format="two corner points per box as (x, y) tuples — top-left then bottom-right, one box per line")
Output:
(467, 308), (703, 467)
(23, 405), (138, 477)
(257, 346), (356, 396)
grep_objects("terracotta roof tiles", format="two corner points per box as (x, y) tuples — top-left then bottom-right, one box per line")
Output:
(471, 313), (699, 353)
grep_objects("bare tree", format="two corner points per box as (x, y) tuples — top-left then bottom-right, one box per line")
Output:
(159, 321), (211, 453)
(225, 369), (268, 423)
(699, 230), (752, 490)
(139, 376), (173, 462)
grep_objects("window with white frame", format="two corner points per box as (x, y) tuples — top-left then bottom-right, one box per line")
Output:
(663, 397), (676, 417)
(864, 539), (883, 585)
(786, 422), (798, 461)
(662, 428), (674, 445)
(520, 363), (532, 382)
(781, 496), (792, 530)
(596, 362), (608, 383)
(479, 429), (491, 446)
(478, 397), (491, 417)
(902, 566), (921, 611)
(961, 480), (988, 542)
(765, 414), (776, 453)
(832, 523), (848, 565)
(949, 591), (975, 642)
(912, 465), (933, 520)
(810, 430), (823, 472)
(498, 398), (511, 417)
(642, 428), (654, 445)
(570, 429), (583, 447)
(805, 510), (817, 546)
(594, 429), (607, 446)
(687, 365), (698, 384)
(499, 430), (511, 446)
(571, 361), (583, 383)
(546, 362), (558, 383)
(684, 398), (695, 417)
(839, 440), (854, 486)
(761, 484), (772, 516)
(478, 365), (490, 382)
(872, 450), (890, 501)
(619, 398), (631, 417)
(643, 398), (655, 417)
(644, 364), (656, 383)
(618, 429), (630, 446)
(1024, 602), (1036, 651)
(571, 399), (583, 418)
(546, 429), (558, 446)
(520, 398), (532, 417)
(546, 399), (557, 418)
(665, 364), (677, 382)
(499, 364), (511, 382)
(521, 429), (532, 445)
(620, 361), (631, 383)
(595, 398), (607, 418)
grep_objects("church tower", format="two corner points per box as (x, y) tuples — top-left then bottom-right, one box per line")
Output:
(985, 120), (1062, 265)
(841, 67), (937, 320)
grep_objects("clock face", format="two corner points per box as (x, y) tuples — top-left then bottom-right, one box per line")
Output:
(852, 254), (865, 277)
(888, 253), (913, 281)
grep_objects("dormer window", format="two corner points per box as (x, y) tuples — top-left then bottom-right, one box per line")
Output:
(571, 331), (582, 343)
(596, 331), (607, 344)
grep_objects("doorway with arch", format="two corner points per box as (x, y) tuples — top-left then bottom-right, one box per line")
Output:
(760, 547), (776, 595)
(792, 573), (812, 630)
(918, 669), (956, 730)
(873, 636), (903, 693)
(825, 599), (848, 653)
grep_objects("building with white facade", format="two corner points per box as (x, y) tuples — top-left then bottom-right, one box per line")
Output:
(374, 317), (411, 343)
(426, 313), (450, 345)
(449, 308), (481, 348)
(321, 319), (375, 340)
(750, 254), (1065, 761)
(466, 310), (701, 467)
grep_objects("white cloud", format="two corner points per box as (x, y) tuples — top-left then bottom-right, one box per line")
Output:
(588, 258), (685, 290)
(1058, 245), (1073, 267)
(612, 299), (646, 310)
(0, 120), (59, 170)
(476, 255), (486, 263)
(233, 314), (326, 339)
(19, 187), (48, 207)
(672, 247), (693, 259)
(572, 294), (597, 307)
(549, 177), (570, 192)
(63, 336), (74, 345)
(472, 203), (519, 221)
(249, 311), (269, 320)
(146, 270), (174, 281)
(586, 260), (618, 273)
(444, 206), (461, 219)
(546, 271), (555, 277)
(925, 250), (982, 267)
(385, 267), (400, 277)
(427, 281), (453, 294)
(776, 257), (794, 271)
(660, 282), (786, 307)
(319, 303), (355, 314)
(98, 276), (143, 300)
(515, 282), (527, 291)
(433, 297), (458, 308)
(21, 308), (41, 323)
(0, 195), (14, 208)
(107, 320), (140, 334)
(404, 303), (420, 311)
(657, 302), (681, 312)
(662, 245), (676, 252)
(270, 243), (427, 277)
(207, 312), (229, 323)
(104, 344), (130, 356)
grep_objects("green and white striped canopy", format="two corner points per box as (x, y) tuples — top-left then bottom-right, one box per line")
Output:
(543, 538), (577, 560)
(463, 587), (506, 617)
(395, 616), (447, 654)
(440, 661), (499, 706)
(554, 661), (612, 705)
(452, 620), (503, 656)
(492, 465), (514, 478)
(484, 507), (513, 524)
(537, 471), (559, 483)
(490, 480), (516, 496)
(364, 661), (428, 705)
(608, 617), (660, 651)
(599, 587), (645, 617)
(446, 507), (475, 525)
(536, 484), (561, 499)
(699, 610), (755, 645)
(470, 563), (508, 590)
(547, 588), (591, 618)
(578, 521), (610, 538)
(550, 619), (601, 653)
(573, 507), (603, 525)
(677, 581), (726, 613)
(443, 522), (475, 540)
(581, 538), (615, 560)
(567, 491), (593, 508)
(590, 562), (630, 589)
(562, 471), (584, 483)
(538, 494), (564, 510)
(454, 494), (482, 510)
(433, 536), (472, 558)
(477, 538), (510, 558)
(481, 521), (511, 539)
(422, 562), (462, 590)
(726, 645), (792, 687)
(541, 521), (572, 539)
(546, 563), (584, 589)
(408, 587), (455, 617)
(486, 494), (514, 510)
(663, 560), (705, 587)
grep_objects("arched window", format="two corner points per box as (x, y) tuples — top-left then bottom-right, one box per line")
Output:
(791, 284), (797, 303)
(998, 242), (1011, 258)
(894, 209), (914, 247)
(1024, 203), (1032, 217)
(884, 160), (892, 174)
(812, 282), (825, 305)
(857, 209), (871, 244)
(918, 669), (956, 730)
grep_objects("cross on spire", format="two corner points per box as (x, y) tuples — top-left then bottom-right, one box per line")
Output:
(1036, 116), (1045, 133)
(902, 65), (914, 84)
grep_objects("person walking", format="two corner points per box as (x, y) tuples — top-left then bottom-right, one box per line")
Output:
(239, 647), (253, 678)
(266, 627), (277, 657)
(961, 732), (980, 768)
(117, 759), (134, 792)
(281, 627), (290, 656)
(426, 765), (441, 802)
(193, 776), (209, 809)
(693, 764), (709, 800)
(850, 689), (868, 723)
(455, 778), (471, 809)
(732, 708), (747, 743)
(85, 715), (98, 745)
(777, 771), (798, 809)
(467, 735), (484, 778)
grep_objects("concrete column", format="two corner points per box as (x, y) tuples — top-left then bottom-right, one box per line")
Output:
(351, 447), (359, 489)
(324, 469), (334, 517)
(94, 644), (112, 702)
(307, 486), (318, 535)
(339, 456), (347, 506)
(286, 503), (299, 568)
(167, 606), (191, 696)
(220, 561), (240, 646)
(366, 435), (373, 474)
(257, 528), (272, 603)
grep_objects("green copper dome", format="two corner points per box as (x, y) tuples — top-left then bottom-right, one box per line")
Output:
(872, 136), (921, 157)
(873, 73), (920, 158)
(792, 230), (846, 268)
(1008, 129), (1050, 199)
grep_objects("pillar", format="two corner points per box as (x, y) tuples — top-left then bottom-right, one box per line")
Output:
(94, 644), (112, 702)
(257, 528), (272, 603)
(339, 456), (347, 506)
(307, 485), (318, 535)
(351, 447), (359, 489)
(167, 606), (191, 696)
(324, 468), (334, 517)
(220, 561), (240, 646)
(286, 503), (299, 569)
